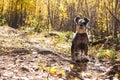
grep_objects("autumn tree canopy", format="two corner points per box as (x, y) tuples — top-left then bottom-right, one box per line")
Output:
(0, 0), (120, 38)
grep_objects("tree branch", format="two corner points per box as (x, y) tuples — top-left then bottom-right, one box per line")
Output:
(105, 7), (120, 23)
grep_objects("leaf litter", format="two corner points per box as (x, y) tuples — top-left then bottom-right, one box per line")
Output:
(0, 26), (120, 80)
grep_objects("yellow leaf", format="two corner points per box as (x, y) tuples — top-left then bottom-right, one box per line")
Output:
(50, 68), (57, 75)
(106, 50), (110, 53)
(114, 73), (120, 77)
(85, 73), (93, 78)
(70, 64), (74, 69)
(43, 67), (47, 71)
(74, 77), (79, 80)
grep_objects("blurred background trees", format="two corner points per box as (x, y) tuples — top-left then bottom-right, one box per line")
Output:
(0, 0), (120, 38)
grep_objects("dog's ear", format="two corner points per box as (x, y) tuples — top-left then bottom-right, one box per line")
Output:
(84, 17), (90, 24)
(74, 17), (80, 24)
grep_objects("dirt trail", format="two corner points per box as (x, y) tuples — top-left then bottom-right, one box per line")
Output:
(0, 26), (119, 80)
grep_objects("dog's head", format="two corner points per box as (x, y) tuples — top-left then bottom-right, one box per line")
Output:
(74, 17), (90, 33)
(74, 17), (89, 27)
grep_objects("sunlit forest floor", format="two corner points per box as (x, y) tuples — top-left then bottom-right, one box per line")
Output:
(0, 26), (120, 80)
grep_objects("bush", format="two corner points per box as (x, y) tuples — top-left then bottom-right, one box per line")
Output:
(0, 15), (6, 26)
(25, 15), (46, 33)
(96, 49), (116, 60)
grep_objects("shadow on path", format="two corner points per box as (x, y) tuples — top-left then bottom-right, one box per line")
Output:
(66, 62), (88, 80)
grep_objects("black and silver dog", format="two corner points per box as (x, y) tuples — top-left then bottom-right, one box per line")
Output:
(71, 17), (90, 62)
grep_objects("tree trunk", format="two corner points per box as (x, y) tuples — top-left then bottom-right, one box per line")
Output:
(114, 0), (118, 38)
(47, 0), (53, 30)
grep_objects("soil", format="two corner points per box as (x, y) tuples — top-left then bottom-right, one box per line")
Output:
(0, 26), (120, 80)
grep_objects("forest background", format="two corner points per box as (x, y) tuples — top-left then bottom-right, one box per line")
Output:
(0, 0), (120, 79)
(0, 0), (120, 55)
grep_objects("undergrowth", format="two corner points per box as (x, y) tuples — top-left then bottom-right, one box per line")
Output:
(89, 46), (116, 61)
(19, 27), (119, 61)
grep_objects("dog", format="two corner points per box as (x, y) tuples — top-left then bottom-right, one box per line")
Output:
(71, 17), (90, 62)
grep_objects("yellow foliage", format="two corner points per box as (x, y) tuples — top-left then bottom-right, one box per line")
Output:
(59, 4), (66, 12)
(70, 64), (74, 69)
(50, 68), (57, 75)
(59, 4), (68, 19)
(67, 0), (73, 3)
(49, 67), (65, 76)
(114, 73), (120, 77)
(74, 77), (80, 80)
(104, 49), (110, 55)
(85, 73), (93, 78)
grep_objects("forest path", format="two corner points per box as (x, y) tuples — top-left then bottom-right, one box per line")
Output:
(0, 26), (119, 80)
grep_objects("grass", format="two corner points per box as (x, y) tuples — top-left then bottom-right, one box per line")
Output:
(89, 46), (116, 60)
(19, 27), (119, 61)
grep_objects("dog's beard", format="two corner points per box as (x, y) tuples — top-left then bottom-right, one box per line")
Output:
(76, 26), (86, 33)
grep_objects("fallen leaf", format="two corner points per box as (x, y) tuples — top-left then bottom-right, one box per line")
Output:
(70, 64), (74, 69)
(104, 50), (110, 55)
(85, 73), (93, 78)
(50, 68), (57, 75)
(114, 73), (120, 77)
